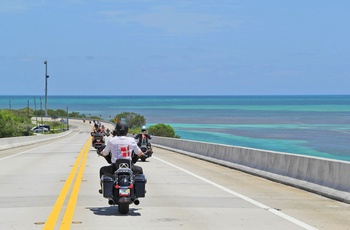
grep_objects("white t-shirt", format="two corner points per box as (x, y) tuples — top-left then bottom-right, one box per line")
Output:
(101, 136), (142, 163)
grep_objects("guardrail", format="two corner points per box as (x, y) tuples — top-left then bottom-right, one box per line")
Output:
(151, 136), (350, 203)
(0, 130), (73, 151)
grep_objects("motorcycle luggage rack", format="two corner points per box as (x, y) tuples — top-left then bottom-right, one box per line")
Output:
(115, 168), (133, 175)
(114, 169), (134, 184)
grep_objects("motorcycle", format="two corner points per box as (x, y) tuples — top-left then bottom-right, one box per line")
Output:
(105, 128), (111, 137)
(91, 131), (105, 149)
(134, 133), (153, 162)
(100, 158), (147, 214)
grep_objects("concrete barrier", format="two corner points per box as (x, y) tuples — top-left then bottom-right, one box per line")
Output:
(151, 136), (350, 203)
(0, 130), (73, 151)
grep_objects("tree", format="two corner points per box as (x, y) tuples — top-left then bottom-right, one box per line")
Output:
(35, 109), (66, 117)
(69, 111), (83, 118)
(148, 123), (180, 138)
(11, 107), (34, 118)
(113, 112), (146, 129)
(50, 109), (67, 117)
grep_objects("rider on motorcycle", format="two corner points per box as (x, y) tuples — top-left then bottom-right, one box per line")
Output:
(134, 126), (153, 153)
(91, 123), (101, 133)
(97, 120), (145, 193)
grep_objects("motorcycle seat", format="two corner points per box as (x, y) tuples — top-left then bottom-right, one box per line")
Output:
(115, 158), (132, 169)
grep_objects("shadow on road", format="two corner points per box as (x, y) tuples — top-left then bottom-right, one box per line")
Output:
(87, 206), (141, 216)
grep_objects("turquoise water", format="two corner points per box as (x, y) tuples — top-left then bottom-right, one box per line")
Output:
(1, 95), (350, 161)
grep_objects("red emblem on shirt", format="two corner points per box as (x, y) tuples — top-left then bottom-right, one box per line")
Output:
(120, 145), (130, 157)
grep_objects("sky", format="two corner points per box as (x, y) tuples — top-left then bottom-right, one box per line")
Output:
(1, 0), (350, 96)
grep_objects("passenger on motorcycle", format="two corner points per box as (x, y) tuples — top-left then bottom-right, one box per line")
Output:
(101, 125), (106, 134)
(97, 120), (145, 192)
(91, 123), (101, 133)
(134, 126), (153, 153)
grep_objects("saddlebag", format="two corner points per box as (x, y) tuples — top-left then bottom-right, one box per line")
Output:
(101, 175), (114, 198)
(134, 174), (147, 197)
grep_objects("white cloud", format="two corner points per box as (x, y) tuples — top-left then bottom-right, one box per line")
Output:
(0, 0), (53, 13)
(0, 0), (28, 13)
(98, 5), (240, 35)
(265, 70), (306, 78)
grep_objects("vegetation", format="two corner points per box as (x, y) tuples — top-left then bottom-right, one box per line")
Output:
(0, 109), (32, 137)
(148, 123), (180, 138)
(34, 109), (86, 119)
(109, 112), (180, 138)
(111, 112), (146, 129)
(88, 115), (102, 121)
(0, 107), (76, 138)
(0, 108), (180, 139)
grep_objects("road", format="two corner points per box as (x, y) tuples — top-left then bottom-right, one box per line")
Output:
(0, 119), (349, 229)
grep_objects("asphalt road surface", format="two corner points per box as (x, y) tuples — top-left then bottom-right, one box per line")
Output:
(0, 119), (349, 229)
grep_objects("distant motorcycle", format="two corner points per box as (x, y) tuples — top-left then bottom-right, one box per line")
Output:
(100, 158), (147, 214)
(134, 133), (153, 161)
(91, 132), (105, 149)
(105, 128), (111, 137)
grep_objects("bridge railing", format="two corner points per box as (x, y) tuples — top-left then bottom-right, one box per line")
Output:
(151, 136), (350, 204)
(0, 130), (72, 151)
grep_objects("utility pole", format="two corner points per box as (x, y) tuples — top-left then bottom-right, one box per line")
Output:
(66, 106), (69, 130)
(34, 97), (38, 126)
(44, 60), (49, 117)
(40, 97), (43, 127)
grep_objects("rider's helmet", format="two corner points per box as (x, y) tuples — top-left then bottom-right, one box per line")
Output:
(141, 126), (146, 132)
(115, 120), (129, 136)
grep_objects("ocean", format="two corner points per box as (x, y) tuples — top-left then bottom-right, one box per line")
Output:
(1, 95), (350, 161)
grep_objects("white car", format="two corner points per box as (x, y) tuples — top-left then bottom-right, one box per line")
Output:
(34, 127), (49, 133)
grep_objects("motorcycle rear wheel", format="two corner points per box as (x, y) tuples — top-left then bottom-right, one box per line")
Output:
(118, 203), (129, 214)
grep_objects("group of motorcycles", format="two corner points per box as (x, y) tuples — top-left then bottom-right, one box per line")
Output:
(90, 125), (153, 215)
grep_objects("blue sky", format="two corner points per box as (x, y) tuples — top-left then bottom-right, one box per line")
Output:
(1, 0), (349, 95)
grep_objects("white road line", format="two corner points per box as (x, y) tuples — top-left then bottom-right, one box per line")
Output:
(154, 156), (318, 230)
(0, 131), (81, 161)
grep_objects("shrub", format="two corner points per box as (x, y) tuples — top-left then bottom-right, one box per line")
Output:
(0, 110), (32, 137)
(148, 123), (180, 138)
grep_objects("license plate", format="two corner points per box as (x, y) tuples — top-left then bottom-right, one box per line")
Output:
(119, 188), (130, 195)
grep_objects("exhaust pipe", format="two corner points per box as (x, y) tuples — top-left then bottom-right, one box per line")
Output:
(108, 199), (114, 205)
(134, 198), (140, 205)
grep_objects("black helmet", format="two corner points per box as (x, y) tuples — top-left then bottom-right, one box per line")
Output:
(115, 120), (129, 136)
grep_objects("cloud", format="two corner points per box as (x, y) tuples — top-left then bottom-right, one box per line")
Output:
(0, 0), (28, 13)
(0, 0), (83, 13)
(98, 5), (240, 35)
(265, 70), (306, 78)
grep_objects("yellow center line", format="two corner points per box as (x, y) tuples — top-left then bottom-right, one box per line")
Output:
(60, 137), (91, 229)
(43, 136), (92, 230)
